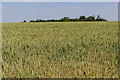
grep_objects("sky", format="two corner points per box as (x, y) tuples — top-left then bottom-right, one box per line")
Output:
(2, 2), (118, 23)
(1, 0), (120, 2)
(0, 2), (2, 23)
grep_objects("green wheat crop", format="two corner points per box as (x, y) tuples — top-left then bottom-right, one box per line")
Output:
(2, 22), (119, 78)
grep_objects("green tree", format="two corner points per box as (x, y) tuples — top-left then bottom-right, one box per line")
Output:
(96, 15), (107, 21)
(96, 15), (101, 21)
(73, 18), (79, 21)
(62, 17), (69, 22)
(23, 20), (26, 22)
(36, 19), (42, 22)
(30, 20), (35, 22)
(87, 16), (95, 21)
(79, 16), (86, 21)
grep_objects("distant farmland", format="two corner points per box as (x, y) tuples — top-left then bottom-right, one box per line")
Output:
(2, 22), (118, 78)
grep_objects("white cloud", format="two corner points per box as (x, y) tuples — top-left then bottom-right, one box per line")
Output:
(72, 6), (79, 9)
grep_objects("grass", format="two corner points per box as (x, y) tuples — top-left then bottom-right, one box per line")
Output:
(2, 22), (119, 78)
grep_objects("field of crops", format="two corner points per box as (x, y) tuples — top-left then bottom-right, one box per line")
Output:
(2, 22), (119, 78)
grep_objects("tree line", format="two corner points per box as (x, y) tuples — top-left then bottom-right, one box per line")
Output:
(23, 15), (107, 22)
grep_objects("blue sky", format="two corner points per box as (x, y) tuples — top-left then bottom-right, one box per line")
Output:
(2, 0), (119, 2)
(2, 2), (118, 23)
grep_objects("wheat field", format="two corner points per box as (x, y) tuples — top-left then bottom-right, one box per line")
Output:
(2, 22), (119, 78)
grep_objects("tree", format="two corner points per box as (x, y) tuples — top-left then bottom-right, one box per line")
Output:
(79, 16), (86, 21)
(62, 17), (69, 22)
(23, 20), (26, 22)
(73, 18), (79, 21)
(30, 20), (35, 22)
(96, 15), (102, 21)
(101, 18), (107, 21)
(96, 15), (101, 20)
(36, 19), (41, 22)
(86, 16), (95, 21)
(96, 15), (107, 21)
(28, 15), (107, 22)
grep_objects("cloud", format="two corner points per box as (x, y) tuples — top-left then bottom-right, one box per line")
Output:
(24, 0), (33, 2)
(72, 6), (79, 9)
